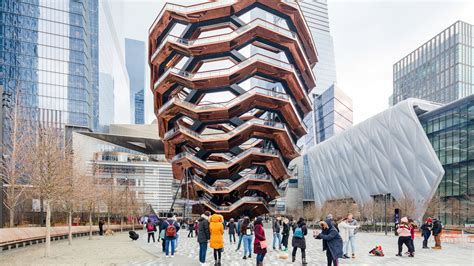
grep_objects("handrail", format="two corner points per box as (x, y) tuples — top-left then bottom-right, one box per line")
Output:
(154, 53), (297, 91)
(200, 196), (269, 211)
(163, 118), (300, 154)
(171, 147), (290, 177)
(151, 18), (300, 62)
(190, 173), (275, 192)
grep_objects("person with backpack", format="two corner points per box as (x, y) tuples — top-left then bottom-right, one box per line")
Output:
(160, 213), (180, 258)
(146, 219), (157, 243)
(314, 219), (343, 266)
(420, 217), (433, 249)
(272, 216), (282, 250)
(396, 217), (414, 257)
(209, 214), (224, 266)
(431, 218), (443, 249)
(253, 217), (267, 266)
(240, 216), (253, 259)
(281, 218), (290, 251)
(197, 211), (211, 265)
(291, 217), (308, 265)
(228, 218), (237, 244)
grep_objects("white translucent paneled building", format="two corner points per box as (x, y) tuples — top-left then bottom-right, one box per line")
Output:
(306, 99), (445, 218)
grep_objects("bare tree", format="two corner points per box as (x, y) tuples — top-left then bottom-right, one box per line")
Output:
(395, 197), (417, 219)
(29, 127), (72, 257)
(80, 174), (101, 240)
(1, 91), (33, 227)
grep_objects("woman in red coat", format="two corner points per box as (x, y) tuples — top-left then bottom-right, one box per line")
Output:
(253, 217), (267, 266)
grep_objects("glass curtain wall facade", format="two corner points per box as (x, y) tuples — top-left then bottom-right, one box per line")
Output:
(298, 0), (337, 148)
(125, 38), (145, 124)
(0, 0), (99, 130)
(393, 21), (473, 105)
(419, 95), (474, 226)
(303, 84), (353, 201)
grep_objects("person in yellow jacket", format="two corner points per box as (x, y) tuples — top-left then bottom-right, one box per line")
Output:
(209, 214), (224, 266)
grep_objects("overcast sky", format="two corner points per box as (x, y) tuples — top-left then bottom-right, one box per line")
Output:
(117, 0), (474, 124)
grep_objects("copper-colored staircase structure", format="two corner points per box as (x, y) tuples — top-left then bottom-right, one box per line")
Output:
(149, 0), (316, 218)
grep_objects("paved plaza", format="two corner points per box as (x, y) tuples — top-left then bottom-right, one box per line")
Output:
(0, 227), (472, 265)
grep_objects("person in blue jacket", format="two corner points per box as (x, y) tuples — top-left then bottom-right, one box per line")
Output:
(314, 219), (343, 266)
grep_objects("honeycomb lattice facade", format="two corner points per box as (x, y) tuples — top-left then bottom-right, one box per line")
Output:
(149, 0), (317, 218)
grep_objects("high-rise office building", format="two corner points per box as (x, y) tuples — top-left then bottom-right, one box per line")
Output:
(98, 0), (130, 127)
(392, 21), (473, 105)
(298, 0), (338, 148)
(0, 0), (99, 130)
(125, 38), (145, 124)
(303, 84), (353, 201)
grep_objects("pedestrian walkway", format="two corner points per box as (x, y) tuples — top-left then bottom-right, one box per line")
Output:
(129, 229), (473, 265)
(0, 227), (471, 265)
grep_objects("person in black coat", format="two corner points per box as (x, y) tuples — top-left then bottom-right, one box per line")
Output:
(197, 211), (211, 264)
(431, 218), (443, 249)
(314, 219), (343, 266)
(281, 218), (290, 251)
(228, 218), (237, 243)
(291, 217), (308, 265)
(420, 217), (432, 249)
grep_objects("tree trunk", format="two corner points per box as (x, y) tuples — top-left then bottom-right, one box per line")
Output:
(45, 200), (51, 257)
(107, 213), (110, 231)
(120, 216), (123, 232)
(68, 211), (72, 245)
(9, 208), (15, 228)
(89, 210), (93, 240)
(132, 215), (135, 231)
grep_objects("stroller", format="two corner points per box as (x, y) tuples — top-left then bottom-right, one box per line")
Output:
(369, 245), (384, 256)
(129, 230), (139, 240)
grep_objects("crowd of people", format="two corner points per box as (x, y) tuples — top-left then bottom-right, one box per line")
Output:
(140, 212), (444, 266)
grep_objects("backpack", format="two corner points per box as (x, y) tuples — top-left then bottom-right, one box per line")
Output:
(293, 226), (303, 238)
(147, 223), (155, 232)
(165, 221), (177, 237)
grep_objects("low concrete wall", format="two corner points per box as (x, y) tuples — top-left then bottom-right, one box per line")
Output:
(0, 224), (141, 251)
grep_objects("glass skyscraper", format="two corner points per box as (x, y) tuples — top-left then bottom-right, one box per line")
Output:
(303, 84), (353, 201)
(0, 0), (99, 130)
(393, 21), (473, 105)
(298, 0), (338, 148)
(419, 94), (474, 225)
(125, 38), (145, 124)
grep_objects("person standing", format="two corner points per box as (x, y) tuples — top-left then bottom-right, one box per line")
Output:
(228, 218), (237, 244)
(431, 218), (443, 249)
(161, 213), (180, 258)
(146, 219), (157, 243)
(291, 217), (308, 265)
(420, 217), (433, 249)
(314, 219), (343, 266)
(272, 216), (282, 250)
(188, 219), (195, 238)
(408, 218), (417, 254)
(346, 213), (358, 258)
(197, 211), (211, 265)
(241, 216), (253, 259)
(209, 214), (224, 266)
(281, 218), (290, 252)
(396, 217), (414, 257)
(338, 218), (357, 259)
(236, 216), (244, 251)
(254, 217), (267, 266)
(98, 219), (104, 236)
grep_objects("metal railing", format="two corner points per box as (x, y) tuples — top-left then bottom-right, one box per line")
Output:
(200, 196), (269, 211)
(151, 18), (300, 62)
